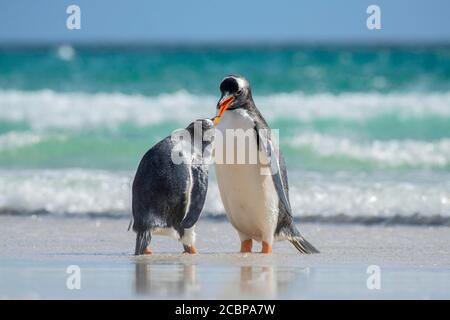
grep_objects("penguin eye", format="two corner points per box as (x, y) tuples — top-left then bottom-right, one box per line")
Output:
(236, 89), (243, 96)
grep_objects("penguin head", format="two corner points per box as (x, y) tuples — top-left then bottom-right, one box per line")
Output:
(185, 118), (214, 133)
(214, 75), (252, 124)
(185, 118), (215, 149)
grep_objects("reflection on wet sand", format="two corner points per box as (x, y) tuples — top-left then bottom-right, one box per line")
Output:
(133, 258), (309, 299)
(239, 266), (277, 297)
(134, 262), (199, 297)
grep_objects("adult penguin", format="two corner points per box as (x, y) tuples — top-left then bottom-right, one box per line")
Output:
(213, 75), (319, 254)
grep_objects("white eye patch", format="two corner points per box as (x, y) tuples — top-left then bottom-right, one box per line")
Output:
(235, 77), (247, 90)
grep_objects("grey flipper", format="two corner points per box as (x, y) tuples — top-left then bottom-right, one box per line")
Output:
(180, 165), (209, 229)
(255, 122), (319, 254)
(255, 125), (292, 216)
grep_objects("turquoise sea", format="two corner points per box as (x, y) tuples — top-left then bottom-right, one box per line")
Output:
(0, 45), (449, 223)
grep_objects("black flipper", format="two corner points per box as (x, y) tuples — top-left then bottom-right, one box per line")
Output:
(180, 166), (209, 229)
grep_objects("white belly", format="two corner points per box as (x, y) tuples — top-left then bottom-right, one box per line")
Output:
(214, 110), (279, 242)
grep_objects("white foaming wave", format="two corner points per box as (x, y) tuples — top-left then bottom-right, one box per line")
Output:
(0, 131), (66, 151)
(0, 169), (132, 215)
(288, 133), (450, 168)
(0, 169), (448, 220)
(1, 90), (450, 129)
(0, 90), (213, 130)
(288, 173), (450, 218)
(260, 91), (450, 120)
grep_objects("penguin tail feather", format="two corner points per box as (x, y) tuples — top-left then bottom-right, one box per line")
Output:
(289, 235), (319, 254)
(134, 230), (151, 256)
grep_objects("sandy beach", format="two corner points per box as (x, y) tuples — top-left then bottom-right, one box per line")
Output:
(1, 215), (449, 299)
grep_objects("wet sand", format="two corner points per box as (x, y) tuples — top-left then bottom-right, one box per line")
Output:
(0, 215), (449, 299)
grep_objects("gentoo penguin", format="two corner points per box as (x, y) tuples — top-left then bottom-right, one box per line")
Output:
(213, 75), (318, 254)
(132, 119), (214, 255)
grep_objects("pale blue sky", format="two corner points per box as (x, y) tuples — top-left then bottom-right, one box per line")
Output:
(1, 0), (449, 45)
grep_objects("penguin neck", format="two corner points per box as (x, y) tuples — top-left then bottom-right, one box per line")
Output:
(237, 98), (269, 128)
(217, 97), (269, 130)
(228, 97), (257, 114)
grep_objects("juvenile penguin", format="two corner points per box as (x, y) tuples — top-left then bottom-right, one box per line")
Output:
(132, 119), (214, 255)
(213, 75), (318, 254)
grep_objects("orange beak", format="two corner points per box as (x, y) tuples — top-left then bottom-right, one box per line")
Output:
(213, 96), (234, 125)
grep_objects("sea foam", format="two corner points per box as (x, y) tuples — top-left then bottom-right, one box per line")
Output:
(0, 169), (448, 225)
(288, 133), (450, 168)
(1, 90), (450, 129)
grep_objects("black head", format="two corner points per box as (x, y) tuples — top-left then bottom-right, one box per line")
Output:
(215, 75), (252, 122)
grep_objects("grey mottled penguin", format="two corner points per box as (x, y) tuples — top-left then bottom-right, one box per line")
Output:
(132, 119), (214, 255)
(213, 75), (319, 254)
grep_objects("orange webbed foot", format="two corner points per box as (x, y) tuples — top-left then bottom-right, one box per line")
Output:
(143, 247), (152, 255)
(183, 245), (198, 254)
(240, 239), (253, 253)
(189, 245), (198, 254)
(261, 242), (272, 254)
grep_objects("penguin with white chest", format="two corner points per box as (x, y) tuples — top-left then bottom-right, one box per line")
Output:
(132, 119), (214, 255)
(213, 75), (319, 254)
